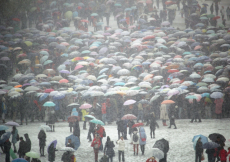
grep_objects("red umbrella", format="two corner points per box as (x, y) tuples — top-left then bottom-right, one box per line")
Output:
(143, 35), (155, 40)
(165, 1), (176, 5)
(12, 18), (20, 22)
(121, 114), (137, 120)
(132, 123), (144, 128)
(213, 16), (220, 20)
(68, 116), (80, 122)
(81, 19), (89, 23)
(17, 53), (27, 58)
(194, 45), (203, 50)
(44, 89), (54, 93)
(146, 0), (153, 4)
(167, 69), (179, 73)
(59, 79), (69, 83)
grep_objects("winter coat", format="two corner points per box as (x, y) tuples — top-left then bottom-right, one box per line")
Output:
(61, 151), (75, 162)
(73, 121), (80, 137)
(104, 141), (115, 157)
(150, 116), (159, 130)
(160, 104), (169, 120)
(18, 140), (26, 155)
(96, 126), (105, 138)
(130, 131), (139, 144)
(128, 120), (135, 135)
(2, 102), (7, 114)
(11, 129), (18, 144)
(91, 138), (101, 149)
(3, 140), (11, 153)
(66, 142), (74, 148)
(89, 122), (96, 132)
(146, 159), (157, 162)
(38, 130), (46, 147)
(81, 109), (89, 121)
(227, 7), (230, 15)
(48, 143), (56, 162)
(214, 98), (223, 114)
(227, 150), (230, 161)
(219, 149), (227, 161)
(195, 140), (203, 154)
(116, 139), (125, 151)
(116, 120), (124, 132)
(139, 127), (147, 145)
(48, 110), (56, 125)
(24, 134), (31, 153)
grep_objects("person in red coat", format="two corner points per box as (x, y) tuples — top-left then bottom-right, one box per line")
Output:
(227, 147), (230, 162)
(146, 156), (157, 162)
(219, 148), (227, 162)
(91, 134), (101, 162)
(96, 124), (105, 151)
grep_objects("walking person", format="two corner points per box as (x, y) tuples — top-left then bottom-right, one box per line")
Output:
(214, 98), (223, 119)
(168, 104), (177, 129)
(91, 134), (101, 162)
(128, 119), (135, 137)
(101, 101), (107, 125)
(131, 127), (139, 156)
(104, 136), (115, 162)
(48, 143), (57, 162)
(215, 3), (219, 16)
(210, 3), (214, 14)
(137, 102), (144, 123)
(11, 126), (18, 153)
(81, 108), (89, 130)
(149, 112), (159, 138)
(116, 136), (125, 162)
(1, 97), (7, 123)
(3, 139), (11, 162)
(96, 124), (105, 151)
(160, 104), (169, 126)
(18, 137), (26, 158)
(87, 115), (95, 142)
(139, 127), (146, 155)
(24, 133), (31, 161)
(38, 129), (46, 156)
(195, 138), (203, 162)
(73, 118), (80, 141)
(205, 148), (215, 162)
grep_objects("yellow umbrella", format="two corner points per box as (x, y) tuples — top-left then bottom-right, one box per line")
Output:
(202, 29), (207, 33)
(24, 41), (33, 47)
(65, 11), (73, 20)
(30, 7), (37, 12)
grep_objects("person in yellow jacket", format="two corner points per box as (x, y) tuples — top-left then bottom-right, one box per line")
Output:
(81, 109), (89, 130)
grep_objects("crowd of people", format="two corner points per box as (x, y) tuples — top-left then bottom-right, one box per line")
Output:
(0, 0), (230, 162)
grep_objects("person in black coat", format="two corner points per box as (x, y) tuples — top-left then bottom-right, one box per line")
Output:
(206, 148), (215, 162)
(104, 136), (115, 162)
(127, 120), (135, 137)
(18, 137), (26, 158)
(48, 143), (57, 162)
(24, 133), (31, 153)
(0, 130), (6, 153)
(73, 119), (80, 141)
(149, 112), (159, 138)
(38, 129), (46, 156)
(116, 119), (124, 140)
(195, 138), (203, 162)
(168, 104), (177, 129)
(87, 121), (95, 142)
(4, 139), (11, 162)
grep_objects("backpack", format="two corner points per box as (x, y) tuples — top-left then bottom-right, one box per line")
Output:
(133, 133), (138, 142)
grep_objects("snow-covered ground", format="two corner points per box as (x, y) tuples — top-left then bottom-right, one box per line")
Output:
(0, 119), (230, 162)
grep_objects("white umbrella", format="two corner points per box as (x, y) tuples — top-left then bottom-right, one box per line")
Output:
(117, 69), (130, 76)
(146, 148), (164, 160)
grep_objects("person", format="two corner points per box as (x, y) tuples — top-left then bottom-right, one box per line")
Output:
(190, 99), (201, 123)
(73, 118), (80, 141)
(88, 116), (95, 142)
(226, 6), (230, 20)
(128, 119), (135, 137)
(1, 97), (7, 123)
(168, 104), (177, 129)
(195, 138), (203, 162)
(130, 127), (139, 156)
(214, 98), (223, 119)
(139, 127), (147, 155)
(215, 136), (225, 161)
(116, 136), (125, 162)
(101, 101), (107, 124)
(61, 151), (75, 162)
(227, 147), (230, 161)
(104, 136), (115, 162)
(96, 124), (105, 151)
(220, 6), (225, 19)
(210, 3), (214, 14)
(160, 104), (169, 126)
(149, 112), (159, 138)
(146, 156), (157, 162)
(0, 130), (5, 153)
(31, 158), (41, 162)
(69, 108), (78, 132)
(137, 102), (144, 123)
(11, 126), (18, 153)
(91, 134), (101, 162)
(66, 139), (74, 148)
(81, 108), (89, 130)
(24, 133), (31, 153)
(219, 148), (227, 162)
(215, 3), (219, 16)
(48, 143), (57, 162)
(206, 148), (215, 162)
(38, 129), (46, 156)
(4, 139), (11, 162)
(18, 137), (26, 158)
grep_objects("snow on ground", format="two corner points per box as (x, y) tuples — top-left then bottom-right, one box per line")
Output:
(0, 119), (230, 162)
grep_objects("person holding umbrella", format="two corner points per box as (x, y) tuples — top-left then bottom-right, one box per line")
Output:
(11, 126), (18, 153)
(139, 127), (147, 155)
(18, 137), (26, 158)
(131, 127), (139, 156)
(3, 138), (11, 162)
(149, 112), (159, 138)
(195, 138), (204, 162)
(38, 129), (46, 156)
(48, 143), (58, 162)
(91, 133), (101, 162)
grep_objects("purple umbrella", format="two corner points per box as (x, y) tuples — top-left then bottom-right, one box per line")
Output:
(5, 121), (20, 127)
(123, 99), (136, 105)
(47, 140), (57, 153)
(63, 60), (71, 65)
(161, 21), (170, 26)
(22, 83), (31, 87)
(0, 57), (10, 61)
(99, 47), (108, 55)
(59, 70), (70, 74)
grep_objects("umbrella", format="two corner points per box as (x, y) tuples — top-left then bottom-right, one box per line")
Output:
(79, 103), (92, 109)
(59, 147), (75, 152)
(1, 132), (11, 143)
(192, 134), (208, 145)
(68, 116), (80, 122)
(153, 138), (169, 154)
(39, 125), (51, 131)
(210, 92), (223, 99)
(146, 148), (164, 160)
(90, 119), (104, 125)
(132, 123), (144, 128)
(47, 140), (57, 153)
(161, 100), (175, 104)
(208, 133), (226, 142)
(43, 101), (55, 107)
(5, 121), (20, 127)
(121, 114), (137, 120)
(123, 99), (136, 105)
(25, 151), (40, 159)
(12, 158), (28, 162)
(202, 142), (220, 149)
(84, 115), (95, 120)
(0, 125), (9, 131)
(65, 134), (80, 150)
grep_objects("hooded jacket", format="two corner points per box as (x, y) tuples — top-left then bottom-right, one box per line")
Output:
(139, 127), (147, 145)
(24, 133), (31, 153)
(130, 131), (139, 145)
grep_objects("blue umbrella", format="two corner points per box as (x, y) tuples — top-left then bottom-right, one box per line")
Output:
(39, 82), (51, 86)
(114, 82), (125, 86)
(202, 142), (219, 149)
(99, 68), (109, 74)
(53, 93), (65, 100)
(0, 125), (9, 131)
(65, 134), (80, 150)
(12, 158), (28, 162)
(192, 134), (208, 150)
(210, 92), (223, 99)
(43, 101), (55, 107)
(39, 93), (49, 102)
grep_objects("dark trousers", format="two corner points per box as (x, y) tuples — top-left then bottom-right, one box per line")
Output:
(83, 121), (86, 129)
(19, 153), (25, 158)
(99, 137), (103, 151)
(150, 128), (155, 138)
(40, 146), (45, 155)
(106, 16), (110, 26)
(133, 144), (138, 154)
(207, 154), (215, 162)
(118, 131), (124, 140)
(5, 152), (10, 162)
(118, 151), (125, 162)
(87, 130), (94, 141)
(108, 156), (113, 162)
(195, 153), (202, 162)
(94, 149), (99, 161)
(140, 145), (145, 154)
(191, 112), (201, 122)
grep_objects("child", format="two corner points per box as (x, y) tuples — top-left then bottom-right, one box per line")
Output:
(130, 127), (139, 156)
(219, 148), (227, 162)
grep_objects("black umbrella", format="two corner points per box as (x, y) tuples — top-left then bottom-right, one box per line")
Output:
(153, 138), (169, 154)
(208, 133), (226, 142)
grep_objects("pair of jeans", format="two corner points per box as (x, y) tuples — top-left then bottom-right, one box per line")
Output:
(118, 151), (125, 162)
(140, 145), (145, 154)
(99, 137), (103, 151)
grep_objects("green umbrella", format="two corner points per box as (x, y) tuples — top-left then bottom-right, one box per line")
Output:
(91, 13), (98, 16)
(196, 82), (208, 87)
(104, 91), (116, 96)
(26, 151), (40, 159)
(152, 86), (160, 90)
(207, 14), (215, 18)
(90, 119), (104, 125)
(215, 65), (223, 70)
(24, 41), (32, 47)
(43, 101), (55, 107)
(30, 7), (37, 12)
(43, 60), (53, 65)
(218, 24), (225, 28)
(130, 86), (141, 90)
(65, 11), (73, 20)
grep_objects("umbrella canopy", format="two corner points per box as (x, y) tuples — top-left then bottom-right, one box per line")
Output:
(43, 101), (55, 107)
(79, 103), (92, 109)
(47, 140), (57, 153)
(25, 151), (40, 159)
(192, 135), (208, 150)
(12, 158), (28, 162)
(5, 121), (20, 127)
(153, 138), (169, 154)
(202, 142), (220, 149)
(0, 132), (11, 143)
(208, 133), (226, 142)
(65, 134), (80, 150)
(0, 125), (9, 131)
(146, 148), (164, 160)
(161, 100), (175, 104)
(121, 114), (137, 120)
(90, 119), (104, 125)
(123, 99), (136, 105)
(132, 123), (144, 128)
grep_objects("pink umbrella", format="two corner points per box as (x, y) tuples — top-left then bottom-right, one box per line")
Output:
(167, 89), (180, 96)
(74, 65), (84, 70)
(59, 79), (69, 83)
(79, 103), (92, 109)
(121, 114), (137, 120)
(194, 45), (203, 50)
(123, 99), (136, 105)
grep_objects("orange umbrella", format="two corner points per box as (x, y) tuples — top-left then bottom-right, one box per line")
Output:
(143, 74), (154, 81)
(14, 85), (22, 88)
(165, 64), (180, 69)
(116, 91), (126, 95)
(161, 100), (175, 104)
